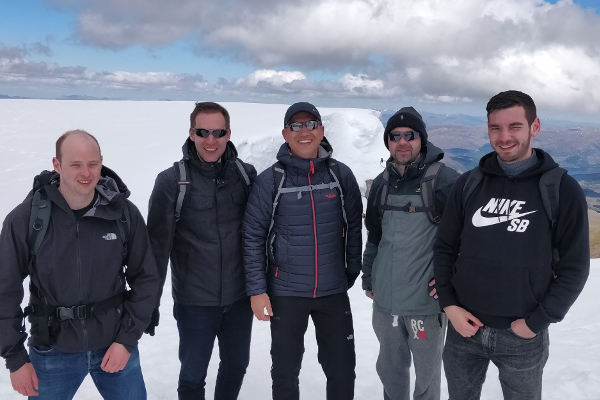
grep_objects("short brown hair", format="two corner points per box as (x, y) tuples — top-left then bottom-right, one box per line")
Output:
(486, 90), (537, 126)
(190, 102), (231, 130)
(56, 130), (101, 162)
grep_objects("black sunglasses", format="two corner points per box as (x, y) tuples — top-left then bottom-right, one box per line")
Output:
(193, 128), (229, 138)
(285, 120), (321, 132)
(389, 130), (420, 142)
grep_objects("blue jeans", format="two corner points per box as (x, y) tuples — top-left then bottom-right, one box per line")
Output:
(443, 322), (549, 400)
(174, 297), (253, 400)
(28, 345), (146, 400)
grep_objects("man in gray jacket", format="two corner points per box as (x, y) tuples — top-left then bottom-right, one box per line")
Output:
(0, 130), (159, 399)
(362, 107), (459, 400)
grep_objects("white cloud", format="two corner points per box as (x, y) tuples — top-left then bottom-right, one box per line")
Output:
(236, 70), (307, 87)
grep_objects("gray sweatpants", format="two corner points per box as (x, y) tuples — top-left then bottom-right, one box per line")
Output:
(372, 307), (447, 400)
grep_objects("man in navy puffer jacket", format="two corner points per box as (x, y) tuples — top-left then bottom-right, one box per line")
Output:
(243, 102), (363, 400)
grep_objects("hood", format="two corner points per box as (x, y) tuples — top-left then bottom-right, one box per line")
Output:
(39, 165), (130, 217)
(479, 148), (558, 178)
(276, 136), (333, 172)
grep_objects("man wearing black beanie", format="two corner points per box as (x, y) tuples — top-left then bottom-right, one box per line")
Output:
(363, 106), (459, 400)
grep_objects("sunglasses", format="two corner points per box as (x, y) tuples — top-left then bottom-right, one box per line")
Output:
(389, 130), (420, 142)
(286, 120), (321, 132)
(193, 128), (229, 138)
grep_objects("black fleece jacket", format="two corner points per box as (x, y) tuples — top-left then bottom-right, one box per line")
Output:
(434, 149), (589, 333)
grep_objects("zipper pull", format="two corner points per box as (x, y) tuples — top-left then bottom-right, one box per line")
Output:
(275, 267), (279, 277)
(342, 227), (345, 238)
(310, 160), (315, 175)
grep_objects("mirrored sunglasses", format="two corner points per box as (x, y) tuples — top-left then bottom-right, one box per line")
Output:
(194, 128), (228, 138)
(389, 130), (420, 142)
(286, 120), (321, 132)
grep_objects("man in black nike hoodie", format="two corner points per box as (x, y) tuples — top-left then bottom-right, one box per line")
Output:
(434, 90), (589, 400)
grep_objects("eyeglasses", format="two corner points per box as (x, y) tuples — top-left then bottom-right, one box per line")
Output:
(389, 131), (420, 142)
(285, 120), (321, 132)
(193, 128), (229, 138)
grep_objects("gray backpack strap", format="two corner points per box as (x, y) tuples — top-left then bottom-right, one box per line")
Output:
(234, 159), (251, 189)
(327, 161), (347, 227)
(462, 166), (484, 214)
(420, 162), (443, 224)
(174, 160), (190, 222)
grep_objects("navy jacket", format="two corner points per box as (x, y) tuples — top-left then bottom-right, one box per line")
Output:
(243, 139), (363, 298)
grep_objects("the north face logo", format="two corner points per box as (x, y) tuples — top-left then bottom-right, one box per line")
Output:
(102, 233), (117, 241)
(325, 194), (337, 199)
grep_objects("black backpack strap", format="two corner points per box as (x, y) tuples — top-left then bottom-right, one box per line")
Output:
(174, 160), (191, 222)
(377, 168), (391, 219)
(28, 189), (51, 280)
(462, 166), (484, 215)
(116, 202), (132, 265)
(419, 162), (443, 224)
(539, 167), (566, 229)
(539, 167), (566, 269)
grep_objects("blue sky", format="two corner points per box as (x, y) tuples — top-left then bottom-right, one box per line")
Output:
(1, 0), (599, 122)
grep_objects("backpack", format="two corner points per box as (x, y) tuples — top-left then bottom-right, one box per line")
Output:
(267, 159), (348, 246)
(23, 171), (131, 345)
(462, 165), (566, 266)
(377, 161), (444, 224)
(173, 158), (252, 221)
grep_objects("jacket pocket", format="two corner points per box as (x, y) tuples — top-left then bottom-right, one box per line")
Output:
(451, 257), (538, 317)
(188, 194), (214, 211)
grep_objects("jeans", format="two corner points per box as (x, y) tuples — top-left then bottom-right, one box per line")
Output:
(443, 322), (549, 400)
(372, 308), (447, 400)
(270, 293), (356, 400)
(174, 297), (253, 400)
(28, 345), (146, 400)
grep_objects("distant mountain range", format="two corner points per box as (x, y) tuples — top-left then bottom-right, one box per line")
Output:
(379, 111), (600, 212)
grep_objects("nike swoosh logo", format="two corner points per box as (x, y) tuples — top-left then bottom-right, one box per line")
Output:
(472, 207), (537, 227)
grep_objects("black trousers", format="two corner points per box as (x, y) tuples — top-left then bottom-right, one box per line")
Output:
(270, 292), (356, 400)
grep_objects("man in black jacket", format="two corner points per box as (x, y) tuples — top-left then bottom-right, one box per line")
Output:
(434, 90), (590, 400)
(243, 102), (363, 400)
(0, 130), (159, 399)
(147, 102), (256, 400)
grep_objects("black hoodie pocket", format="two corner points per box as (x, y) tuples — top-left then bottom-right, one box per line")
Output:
(451, 257), (538, 317)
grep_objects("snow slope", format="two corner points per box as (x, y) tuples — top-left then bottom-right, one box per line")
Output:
(0, 100), (598, 399)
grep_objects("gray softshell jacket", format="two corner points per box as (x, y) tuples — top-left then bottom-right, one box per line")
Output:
(362, 143), (459, 315)
(0, 167), (159, 372)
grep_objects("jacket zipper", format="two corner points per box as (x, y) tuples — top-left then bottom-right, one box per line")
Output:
(76, 221), (88, 350)
(308, 161), (318, 298)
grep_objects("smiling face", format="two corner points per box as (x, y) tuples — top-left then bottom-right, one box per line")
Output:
(388, 126), (422, 167)
(52, 132), (103, 209)
(488, 106), (540, 164)
(189, 111), (231, 162)
(282, 111), (324, 159)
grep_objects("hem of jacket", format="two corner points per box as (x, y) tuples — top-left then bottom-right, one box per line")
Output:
(373, 299), (441, 316)
(268, 287), (347, 298)
(172, 292), (248, 307)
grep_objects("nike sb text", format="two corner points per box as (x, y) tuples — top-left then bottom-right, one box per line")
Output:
(471, 197), (537, 231)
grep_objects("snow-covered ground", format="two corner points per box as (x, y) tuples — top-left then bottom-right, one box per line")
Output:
(0, 99), (598, 399)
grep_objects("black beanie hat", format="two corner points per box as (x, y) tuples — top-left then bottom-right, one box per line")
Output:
(383, 106), (427, 149)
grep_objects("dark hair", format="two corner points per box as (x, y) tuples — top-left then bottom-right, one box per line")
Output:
(56, 130), (101, 162)
(190, 102), (231, 130)
(486, 90), (537, 126)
